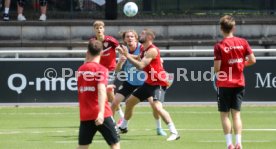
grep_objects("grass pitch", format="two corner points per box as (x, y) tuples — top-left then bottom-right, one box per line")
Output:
(0, 104), (276, 149)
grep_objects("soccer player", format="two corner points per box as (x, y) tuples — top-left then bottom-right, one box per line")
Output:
(111, 29), (167, 136)
(116, 28), (180, 141)
(76, 40), (120, 149)
(214, 15), (256, 149)
(90, 20), (124, 118)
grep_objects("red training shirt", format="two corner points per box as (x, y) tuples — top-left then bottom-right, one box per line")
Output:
(90, 36), (119, 71)
(214, 37), (253, 87)
(140, 44), (168, 86)
(77, 62), (112, 121)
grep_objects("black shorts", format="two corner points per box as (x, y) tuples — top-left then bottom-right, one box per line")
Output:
(78, 117), (120, 146)
(217, 87), (245, 112)
(117, 81), (141, 98)
(132, 83), (166, 102)
(108, 71), (116, 85)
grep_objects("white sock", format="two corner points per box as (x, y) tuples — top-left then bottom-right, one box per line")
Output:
(168, 122), (177, 134)
(117, 107), (124, 119)
(120, 118), (128, 128)
(156, 119), (162, 129)
(225, 134), (233, 147)
(18, 14), (23, 17)
(236, 134), (241, 145)
(4, 8), (9, 14)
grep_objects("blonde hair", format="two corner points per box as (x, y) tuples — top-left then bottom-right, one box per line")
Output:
(220, 15), (235, 34)
(93, 20), (105, 28)
(121, 30), (138, 41)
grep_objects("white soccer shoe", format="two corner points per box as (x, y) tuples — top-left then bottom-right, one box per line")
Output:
(17, 14), (26, 21)
(166, 133), (180, 141)
(39, 14), (47, 21)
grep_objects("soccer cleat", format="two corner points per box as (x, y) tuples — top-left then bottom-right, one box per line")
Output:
(117, 126), (128, 134)
(227, 144), (235, 149)
(116, 118), (124, 127)
(166, 133), (180, 141)
(3, 13), (9, 21)
(157, 128), (167, 136)
(17, 14), (26, 21)
(235, 143), (242, 149)
(39, 14), (47, 21)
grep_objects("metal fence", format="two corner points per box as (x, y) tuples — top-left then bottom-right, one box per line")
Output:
(1, 0), (276, 20)
(0, 49), (276, 59)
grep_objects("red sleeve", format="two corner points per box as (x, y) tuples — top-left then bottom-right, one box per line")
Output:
(97, 67), (108, 85)
(244, 40), (253, 56)
(214, 44), (221, 60)
(110, 36), (119, 47)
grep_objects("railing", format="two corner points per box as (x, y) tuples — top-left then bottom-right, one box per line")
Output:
(3, 0), (276, 20)
(0, 49), (276, 60)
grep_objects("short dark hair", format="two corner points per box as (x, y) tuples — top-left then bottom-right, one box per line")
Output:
(220, 15), (235, 34)
(88, 40), (103, 56)
(144, 28), (156, 40)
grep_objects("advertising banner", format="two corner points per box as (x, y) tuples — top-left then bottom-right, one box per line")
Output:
(0, 58), (275, 102)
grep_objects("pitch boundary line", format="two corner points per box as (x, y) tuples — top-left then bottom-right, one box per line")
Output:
(198, 140), (271, 143)
(1, 102), (276, 107)
(1, 110), (276, 115)
(1, 128), (276, 135)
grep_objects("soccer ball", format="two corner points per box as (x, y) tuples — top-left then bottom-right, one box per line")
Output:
(123, 2), (138, 17)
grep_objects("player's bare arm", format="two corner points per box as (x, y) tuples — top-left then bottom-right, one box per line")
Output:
(128, 54), (140, 60)
(95, 83), (107, 126)
(245, 53), (256, 67)
(129, 47), (157, 70)
(115, 53), (140, 72)
(118, 46), (157, 70)
(115, 54), (127, 72)
(214, 60), (221, 73)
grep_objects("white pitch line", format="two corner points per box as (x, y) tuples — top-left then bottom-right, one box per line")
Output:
(0, 112), (75, 115)
(0, 131), (20, 135)
(1, 110), (276, 115)
(199, 140), (271, 143)
(172, 128), (276, 131)
(0, 130), (74, 135)
(1, 128), (276, 135)
(243, 129), (276, 131)
(55, 140), (131, 144)
(1, 101), (276, 107)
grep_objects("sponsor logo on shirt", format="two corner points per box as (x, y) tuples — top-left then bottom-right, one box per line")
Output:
(79, 86), (95, 93)
(224, 46), (244, 53)
(104, 42), (109, 48)
(228, 58), (243, 64)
